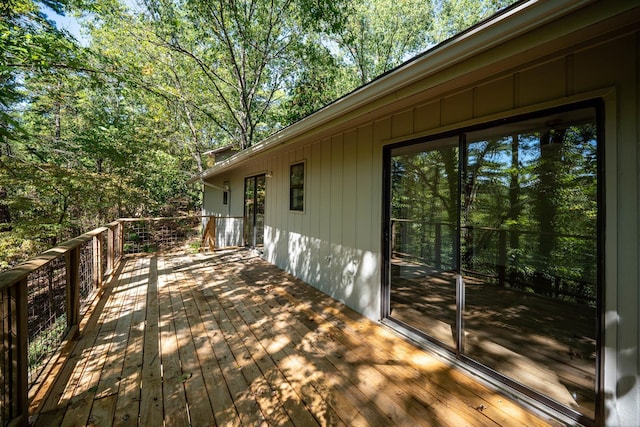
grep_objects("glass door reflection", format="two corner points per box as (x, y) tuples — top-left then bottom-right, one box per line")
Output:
(389, 137), (459, 349)
(461, 108), (598, 418)
(385, 104), (600, 422)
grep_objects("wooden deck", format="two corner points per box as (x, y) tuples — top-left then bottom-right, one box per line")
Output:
(30, 249), (553, 426)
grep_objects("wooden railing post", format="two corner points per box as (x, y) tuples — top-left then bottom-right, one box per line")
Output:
(107, 225), (115, 275)
(117, 220), (124, 263)
(93, 235), (102, 289)
(65, 247), (80, 330)
(12, 278), (29, 427)
(212, 217), (217, 250)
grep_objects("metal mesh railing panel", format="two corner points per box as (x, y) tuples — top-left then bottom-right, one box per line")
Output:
(123, 221), (151, 254)
(26, 256), (67, 388)
(79, 240), (97, 318)
(123, 218), (200, 254)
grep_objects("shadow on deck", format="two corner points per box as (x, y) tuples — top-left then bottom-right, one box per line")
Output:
(30, 249), (552, 426)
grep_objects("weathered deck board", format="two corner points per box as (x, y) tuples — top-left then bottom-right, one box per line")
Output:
(204, 263), (397, 426)
(57, 256), (139, 427)
(181, 269), (242, 427)
(32, 249), (555, 427)
(189, 263), (324, 427)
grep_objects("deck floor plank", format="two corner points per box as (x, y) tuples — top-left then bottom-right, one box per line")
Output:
(284, 281), (550, 427)
(202, 272), (291, 426)
(182, 272), (243, 426)
(34, 249), (555, 427)
(265, 275), (496, 427)
(157, 255), (191, 426)
(58, 256), (140, 427)
(193, 276), (266, 426)
(30, 260), (127, 427)
(285, 290), (495, 426)
(204, 265), (377, 427)
(229, 261), (444, 427)
(204, 269), (326, 427)
(87, 394), (117, 427)
(112, 256), (149, 427)
(137, 254), (163, 427)
(273, 274), (540, 427)
(166, 256), (218, 427)
(94, 256), (144, 402)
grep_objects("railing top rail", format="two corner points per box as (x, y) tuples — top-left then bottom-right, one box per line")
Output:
(0, 226), (109, 291)
(117, 215), (242, 221)
(118, 216), (204, 222)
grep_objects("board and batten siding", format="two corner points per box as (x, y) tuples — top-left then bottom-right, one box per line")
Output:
(202, 5), (640, 424)
(256, 128), (383, 321)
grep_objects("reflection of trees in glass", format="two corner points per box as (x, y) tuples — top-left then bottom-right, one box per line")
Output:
(463, 117), (598, 305)
(391, 110), (598, 305)
(388, 111), (599, 417)
(391, 145), (458, 269)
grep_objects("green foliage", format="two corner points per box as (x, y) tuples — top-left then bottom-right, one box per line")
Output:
(283, 40), (356, 123)
(1, 0), (520, 270)
(330, 0), (435, 84)
(431, 0), (516, 41)
(1, 0), (79, 141)
(28, 313), (67, 375)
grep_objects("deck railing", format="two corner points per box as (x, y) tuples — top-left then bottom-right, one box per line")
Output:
(391, 219), (597, 304)
(0, 215), (240, 427)
(0, 220), (126, 427)
(120, 216), (201, 254)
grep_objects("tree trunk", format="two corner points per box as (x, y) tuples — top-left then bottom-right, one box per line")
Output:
(538, 130), (564, 251)
(0, 187), (11, 231)
(536, 128), (566, 286)
(508, 134), (521, 253)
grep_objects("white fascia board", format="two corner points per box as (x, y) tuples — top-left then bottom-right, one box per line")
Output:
(193, 0), (594, 182)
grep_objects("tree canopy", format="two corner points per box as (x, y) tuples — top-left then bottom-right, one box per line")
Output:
(1, 0), (517, 269)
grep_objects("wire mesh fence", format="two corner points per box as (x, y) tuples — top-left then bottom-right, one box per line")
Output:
(26, 256), (67, 388)
(123, 217), (201, 254)
(0, 216), (213, 425)
(79, 239), (97, 318)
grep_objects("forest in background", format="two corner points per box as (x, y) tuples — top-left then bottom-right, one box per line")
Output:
(1, 0), (516, 270)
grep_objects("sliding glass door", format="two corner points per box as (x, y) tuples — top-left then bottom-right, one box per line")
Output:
(387, 137), (459, 349)
(384, 103), (601, 422)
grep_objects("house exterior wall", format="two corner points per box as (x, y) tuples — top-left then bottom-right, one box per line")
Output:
(202, 2), (640, 424)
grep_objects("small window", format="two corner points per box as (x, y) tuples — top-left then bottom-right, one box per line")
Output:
(223, 181), (229, 205)
(290, 162), (304, 211)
